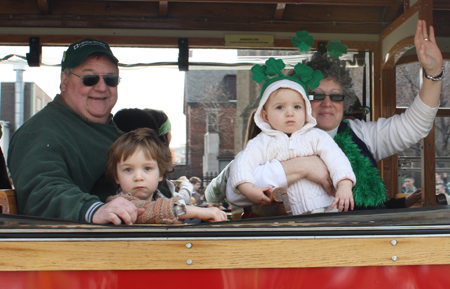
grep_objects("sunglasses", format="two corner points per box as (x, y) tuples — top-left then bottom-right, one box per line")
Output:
(309, 92), (345, 102)
(72, 73), (121, 87)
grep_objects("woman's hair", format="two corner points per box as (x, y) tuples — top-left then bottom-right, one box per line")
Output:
(106, 128), (175, 184)
(113, 108), (171, 146)
(304, 52), (357, 113)
(244, 109), (261, 148)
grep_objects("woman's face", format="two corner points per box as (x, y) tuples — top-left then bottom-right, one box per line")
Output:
(310, 78), (345, 131)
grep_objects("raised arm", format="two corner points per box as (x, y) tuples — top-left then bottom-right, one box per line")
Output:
(415, 19), (444, 108)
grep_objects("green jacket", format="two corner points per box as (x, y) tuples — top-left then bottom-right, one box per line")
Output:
(8, 95), (123, 222)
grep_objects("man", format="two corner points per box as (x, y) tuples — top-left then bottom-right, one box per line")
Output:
(402, 175), (417, 194)
(8, 38), (142, 225)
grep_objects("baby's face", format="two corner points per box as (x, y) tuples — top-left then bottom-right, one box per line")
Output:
(116, 148), (163, 200)
(261, 88), (306, 135)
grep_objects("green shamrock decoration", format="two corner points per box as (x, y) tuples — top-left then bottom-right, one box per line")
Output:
(291, 30), (313, 53)
(326, 40), (348, 58)
(251, 57), (324, 98)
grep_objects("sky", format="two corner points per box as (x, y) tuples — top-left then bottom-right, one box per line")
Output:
(0, 46), (187, 148)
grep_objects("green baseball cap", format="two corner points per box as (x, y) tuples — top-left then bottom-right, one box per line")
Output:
(61, 38), (119, 71)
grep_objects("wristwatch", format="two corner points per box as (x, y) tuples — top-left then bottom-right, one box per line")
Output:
(174, 199), (187, 217)
(424, 67), (444, 81)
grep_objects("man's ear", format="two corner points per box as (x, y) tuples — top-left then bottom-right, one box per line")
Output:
(60, 71), (68, 92)
(261, 110), (270, 124)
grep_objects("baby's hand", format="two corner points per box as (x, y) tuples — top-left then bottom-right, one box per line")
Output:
(237, 183), (272, 206)
(330, 179), (354, 212)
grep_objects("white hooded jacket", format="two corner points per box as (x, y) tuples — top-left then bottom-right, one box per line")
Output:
(228, 79), (356, 215)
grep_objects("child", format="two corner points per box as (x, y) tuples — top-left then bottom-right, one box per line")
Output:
(106, 128), (227, 224)
(228, 59), (356, 215)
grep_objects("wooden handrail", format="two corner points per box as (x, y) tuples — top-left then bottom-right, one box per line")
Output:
(0, 189), (17, 214)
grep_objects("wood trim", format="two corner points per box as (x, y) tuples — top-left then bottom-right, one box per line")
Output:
(159, 1), (169, 16)
(422, 126), (436, 206)
(92, 0), (395, 5)
(380, 1), (419, 40)
(274, 3), (286, 20)
(418, 0), (433, 27)
(385, 0), (406, 22)
(381, 36), (415, 70)
(2, 236), (450, 271)
(36, 0), (49, 14)
(0, 34), (379, 50)
(380, 69), (397, 197)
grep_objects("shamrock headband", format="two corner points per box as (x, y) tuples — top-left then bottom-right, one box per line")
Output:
(251, 58), (323, 98)
(158, 119), (171, 136)
(291, 30), (348, 57)
(251, 31), (349, 99)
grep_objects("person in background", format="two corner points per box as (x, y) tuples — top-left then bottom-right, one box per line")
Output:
(402, 174), (417, 194)
(189, 176), (208, 207)
(8, 38), (144, 225)
(106, 128), (227, 223)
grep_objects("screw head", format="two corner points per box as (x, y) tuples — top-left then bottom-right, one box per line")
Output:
(392, 256), (398, 261)
(391, 240), (397, 246)
(187, 259), (193, 265)
(186, 243), (193, 249)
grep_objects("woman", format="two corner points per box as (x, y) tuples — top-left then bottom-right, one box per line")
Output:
(206, 20), (442, 210)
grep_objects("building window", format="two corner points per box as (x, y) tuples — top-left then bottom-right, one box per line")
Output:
(207, 110), (219, 133)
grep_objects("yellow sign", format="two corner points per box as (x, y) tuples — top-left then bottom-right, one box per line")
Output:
(225, 35), (274, 47)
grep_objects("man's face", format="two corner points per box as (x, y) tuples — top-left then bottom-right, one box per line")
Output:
(193, 182), (201, 192)
(436, 184), (446, 195)
(403, 178), (415, 190)
(60, 55), (118, 124)
(309, 78), (345, 131)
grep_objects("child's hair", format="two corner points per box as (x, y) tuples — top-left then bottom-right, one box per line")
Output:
(244, 108), (261, 148)
(106, 128), (175, 184)
(189, 176), (201, 185)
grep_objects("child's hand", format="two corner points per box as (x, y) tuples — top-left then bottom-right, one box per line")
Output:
(196, 207), (227, 222)
(183, 206), (227, 222)
(237, 183), (272, 206)
(330, 179), (354, 212)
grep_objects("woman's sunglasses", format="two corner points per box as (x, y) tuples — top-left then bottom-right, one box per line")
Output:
(309, 92), (345, 102)
(72, 73), (121, 87)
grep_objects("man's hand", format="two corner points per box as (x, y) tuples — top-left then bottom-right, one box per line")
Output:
(281, 156), (335, 196)
(92, 197), (145, 225)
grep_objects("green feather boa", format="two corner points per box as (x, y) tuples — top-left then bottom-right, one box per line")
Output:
(333, 122), (386, 207)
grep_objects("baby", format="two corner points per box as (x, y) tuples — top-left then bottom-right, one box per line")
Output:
(228, 59), (356, 215)
(106, 128), (227, 224)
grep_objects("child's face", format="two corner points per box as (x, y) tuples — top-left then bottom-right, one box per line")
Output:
(193, 182), (201, 192)
(261, 88), (306, 135)
(115, 148), (163, 201)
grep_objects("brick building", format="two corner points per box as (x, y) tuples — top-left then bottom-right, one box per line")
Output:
(184, 70), (236, 180)
(0, 82), (52, 158)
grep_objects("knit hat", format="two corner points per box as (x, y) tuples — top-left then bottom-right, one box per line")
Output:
(61, 38), (118, 71)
